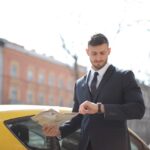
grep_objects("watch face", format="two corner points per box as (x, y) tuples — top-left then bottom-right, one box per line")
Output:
(97, 103), (101, 113)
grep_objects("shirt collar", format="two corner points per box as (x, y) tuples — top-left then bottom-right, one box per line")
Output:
(90, 63), (110, 78)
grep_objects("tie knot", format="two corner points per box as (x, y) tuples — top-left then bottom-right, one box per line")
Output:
(94, 72), (99, 77)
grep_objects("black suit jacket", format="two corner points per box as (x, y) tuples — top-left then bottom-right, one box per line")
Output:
(60, 65), (145, 150)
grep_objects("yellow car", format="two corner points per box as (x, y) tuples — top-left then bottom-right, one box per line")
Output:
(0, 105), (149, 150)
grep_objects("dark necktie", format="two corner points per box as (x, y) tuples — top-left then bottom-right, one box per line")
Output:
(90, 72), (99, 97)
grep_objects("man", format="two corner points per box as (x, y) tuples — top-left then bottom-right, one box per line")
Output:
(43, 33), (145, 150)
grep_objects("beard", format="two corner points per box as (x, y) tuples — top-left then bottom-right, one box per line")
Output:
(91, 60), (107, 70)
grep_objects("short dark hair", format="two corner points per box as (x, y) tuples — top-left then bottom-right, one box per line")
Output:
(88, 33), (109, 46)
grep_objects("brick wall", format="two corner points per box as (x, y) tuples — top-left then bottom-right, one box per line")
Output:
(0, 39), (86, 107)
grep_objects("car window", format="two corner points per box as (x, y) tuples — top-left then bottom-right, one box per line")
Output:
(129, 131), (146, 150)
(130, 142), (139, 150)
(5, 116), (60, 150)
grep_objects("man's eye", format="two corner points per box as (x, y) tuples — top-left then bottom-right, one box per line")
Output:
(100, 51), (106, 55)
(92, 52), (97, 55)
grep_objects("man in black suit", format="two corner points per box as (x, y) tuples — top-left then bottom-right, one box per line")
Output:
(43, 33), (145, 150)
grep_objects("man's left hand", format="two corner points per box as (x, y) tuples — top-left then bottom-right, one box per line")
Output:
(79, 100), (98, 115)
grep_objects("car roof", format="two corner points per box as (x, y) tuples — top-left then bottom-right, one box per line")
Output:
(0, 105), (56, 111)
(0, 105), (72, 121)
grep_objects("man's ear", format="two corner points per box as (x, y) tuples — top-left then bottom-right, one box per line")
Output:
(108, 47), (111, 55)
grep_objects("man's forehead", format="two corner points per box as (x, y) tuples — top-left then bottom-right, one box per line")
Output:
(88, 45), (108, 51)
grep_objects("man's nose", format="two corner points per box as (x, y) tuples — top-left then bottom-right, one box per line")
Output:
(95, 54), (102, 60)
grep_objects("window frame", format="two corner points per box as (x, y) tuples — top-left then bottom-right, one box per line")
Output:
(5, 116), (61, 150)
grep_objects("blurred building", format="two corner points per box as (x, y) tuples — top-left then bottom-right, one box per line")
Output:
(0, 38), (86, 106)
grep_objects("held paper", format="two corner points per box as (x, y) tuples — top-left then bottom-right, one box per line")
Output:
(31, 108), (78, 126)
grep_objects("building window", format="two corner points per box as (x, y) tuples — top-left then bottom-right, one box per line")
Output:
(58, 77), (64, 89)
(38, 92), (45, 104)
(10, 62), (19, 78)
(26, 90), (34, 104)
(58, 96), (63, 106)
(10, 87), (17, 100)
(48, 89), (54, 105)
(27, 68), (34, 81)
(38, 72), (45, 84)
(9, 86), (20, 104)
(67, 79), (74, 91)
(48, 94), (54, 105)
(48, 73), (55, 86)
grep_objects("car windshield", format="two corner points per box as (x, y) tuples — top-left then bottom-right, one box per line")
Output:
(5, 116), (60, 150)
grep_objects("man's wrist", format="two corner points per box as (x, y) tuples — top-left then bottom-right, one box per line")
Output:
(97, 103), (105, 113)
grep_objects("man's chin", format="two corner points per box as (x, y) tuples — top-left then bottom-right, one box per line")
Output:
(93, 65), (103, 70)
(93, 63), (105, 70)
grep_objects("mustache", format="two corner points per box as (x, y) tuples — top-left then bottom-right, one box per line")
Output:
(94, 60), (103, 63)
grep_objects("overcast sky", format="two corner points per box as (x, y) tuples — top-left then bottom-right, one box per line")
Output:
(0, 0), (150, 83)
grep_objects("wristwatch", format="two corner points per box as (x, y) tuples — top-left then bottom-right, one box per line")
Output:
(97, 103), (102, 113)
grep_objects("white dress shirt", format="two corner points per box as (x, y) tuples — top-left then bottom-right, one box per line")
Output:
(88, 63), (110, 91)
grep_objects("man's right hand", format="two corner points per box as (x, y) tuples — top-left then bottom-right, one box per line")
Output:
(42, 124), (61, 137)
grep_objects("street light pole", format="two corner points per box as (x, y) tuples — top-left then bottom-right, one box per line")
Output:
(59, 34), (79, 80)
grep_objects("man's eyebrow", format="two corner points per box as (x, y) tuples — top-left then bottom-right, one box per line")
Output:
(100, 48), (108, 52)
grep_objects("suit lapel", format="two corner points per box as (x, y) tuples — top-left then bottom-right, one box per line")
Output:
(94, 65), (115, 102)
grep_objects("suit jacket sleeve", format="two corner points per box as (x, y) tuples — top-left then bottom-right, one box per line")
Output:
(59, 83), (83, 138)
(104, 71), (145, 120)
